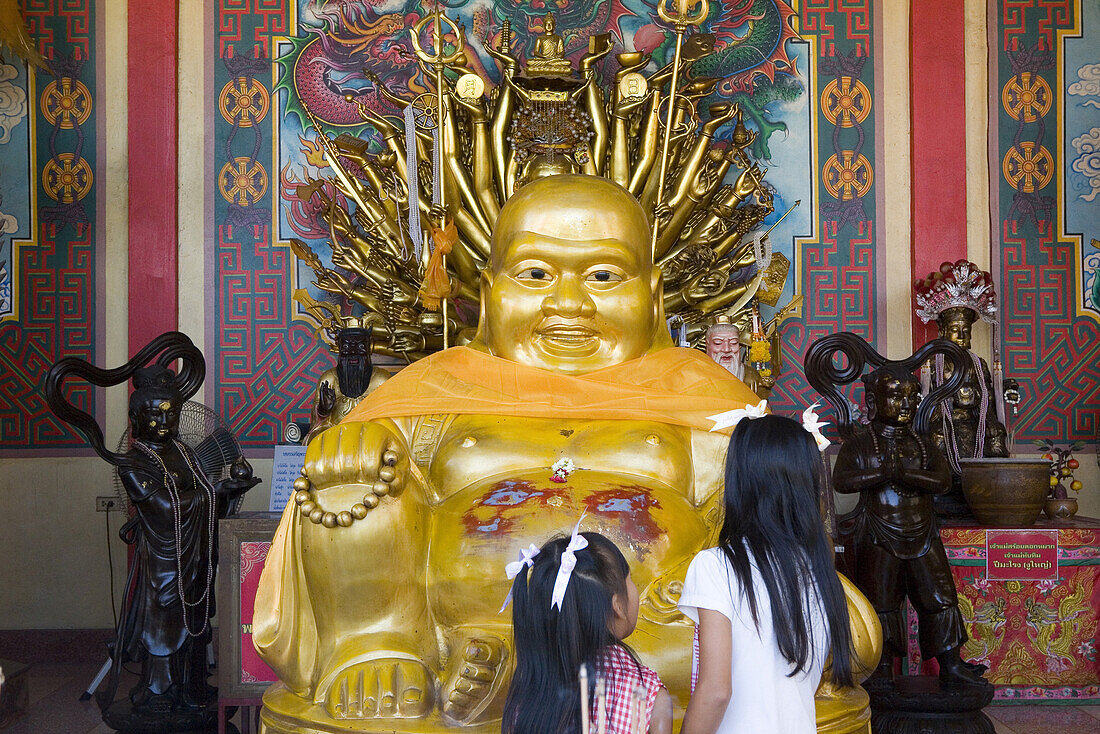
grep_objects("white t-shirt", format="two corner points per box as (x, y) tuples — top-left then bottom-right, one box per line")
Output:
(677, 547), (828, 734)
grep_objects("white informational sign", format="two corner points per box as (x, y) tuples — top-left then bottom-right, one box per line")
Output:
(269, 444), (307, 512)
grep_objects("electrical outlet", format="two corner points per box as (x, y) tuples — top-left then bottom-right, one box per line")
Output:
(96, 496), (118, 512)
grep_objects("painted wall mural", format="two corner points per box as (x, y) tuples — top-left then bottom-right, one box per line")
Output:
(0, 0), (100, 456)
(995, 0), (1099, 447)
(210, 0), (882, 450)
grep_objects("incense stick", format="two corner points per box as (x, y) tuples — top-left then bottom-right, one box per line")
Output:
(579, 664), (590, 734)
(595, 676), (607, 734)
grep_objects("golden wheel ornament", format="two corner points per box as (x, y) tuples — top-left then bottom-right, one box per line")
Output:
(1001, 72), (1051, 123)
(821, 76), (871, 128)
(657, 96), (697, 137)
(411, 93), (441, 130)
(219, 76), (270, 127)
(1002, 142), (1053, 193)
(42, 153), (93, 203)
(40, 77), (92, 129)
(218, 157), (269, 206)
(822, 151), (873, 200)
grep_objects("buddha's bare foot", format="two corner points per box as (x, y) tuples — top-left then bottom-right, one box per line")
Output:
(441, 636), (508, 726)
(323, 657), (434, 720)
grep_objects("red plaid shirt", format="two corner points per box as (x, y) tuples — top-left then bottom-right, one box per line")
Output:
(591, 644), (663, 734)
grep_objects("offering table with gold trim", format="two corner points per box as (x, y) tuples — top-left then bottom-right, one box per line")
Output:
(903, 517), (1100, 702)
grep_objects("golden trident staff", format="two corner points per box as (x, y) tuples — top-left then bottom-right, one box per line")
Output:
(652, 0), (708, 255)
(410, 5), (464, 348)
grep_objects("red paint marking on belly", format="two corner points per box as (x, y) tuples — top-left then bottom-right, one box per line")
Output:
(583, 486), (664, 546)
(461, 480), (577, 537)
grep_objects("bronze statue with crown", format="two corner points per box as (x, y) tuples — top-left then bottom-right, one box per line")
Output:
(914, 260), (1022, 520)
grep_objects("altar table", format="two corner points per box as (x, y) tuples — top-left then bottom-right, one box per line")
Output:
(904, 517), (1100, 702)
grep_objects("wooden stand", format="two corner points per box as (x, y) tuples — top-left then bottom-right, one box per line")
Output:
(869, 676), (994, 734)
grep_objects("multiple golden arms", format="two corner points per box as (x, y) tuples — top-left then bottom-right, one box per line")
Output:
(287, 9), (791, 357)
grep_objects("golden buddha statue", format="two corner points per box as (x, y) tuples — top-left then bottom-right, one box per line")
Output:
(526, 13), (572, 76)
(255, 175), (879, 734)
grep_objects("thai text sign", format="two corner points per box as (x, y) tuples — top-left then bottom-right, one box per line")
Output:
(986, 530), (1058, 580)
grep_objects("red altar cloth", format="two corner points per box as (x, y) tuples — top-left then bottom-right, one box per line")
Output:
(905, 517), (1100, 702)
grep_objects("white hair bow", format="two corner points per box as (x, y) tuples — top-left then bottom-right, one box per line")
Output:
(550, 514), (589, 611)
(706, 399), (769, 432)
(499, 544), (541, 613)
(801, 403), (831, 451)
(706, 399), (831, 452)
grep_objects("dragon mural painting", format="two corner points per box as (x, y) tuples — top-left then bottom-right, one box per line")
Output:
(278, 1), (798, 128)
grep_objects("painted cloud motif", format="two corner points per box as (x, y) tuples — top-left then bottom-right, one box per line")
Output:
(0, 63), (27, 145)
(0, 260), (10, 317)
(1071, 127), (1100, 202)
(1068, 62), (1100, 106)
(1085, 251), (1100, 312)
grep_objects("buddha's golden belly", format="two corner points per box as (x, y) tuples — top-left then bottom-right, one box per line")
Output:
(426, 416), (696, 501)
(423, 416), (709, 625)
(427, 468), (708, 627)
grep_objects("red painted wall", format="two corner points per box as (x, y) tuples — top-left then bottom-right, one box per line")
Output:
(128, 2), (179, 352)
(910, 0), (968, 348)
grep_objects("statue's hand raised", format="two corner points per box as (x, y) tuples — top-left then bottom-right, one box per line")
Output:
(304, 422), (408, 497)
(316, 380), (337, 417)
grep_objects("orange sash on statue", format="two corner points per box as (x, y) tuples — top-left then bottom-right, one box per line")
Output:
(343, 346), (760, 433)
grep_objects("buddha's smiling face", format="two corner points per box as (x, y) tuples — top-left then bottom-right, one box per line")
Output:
(477, 175), (661, 374)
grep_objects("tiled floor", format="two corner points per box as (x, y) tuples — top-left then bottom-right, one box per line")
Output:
(986, 702), (1100, 734)
(1, 661), (1098, 733)
(1, 661), (255, 733)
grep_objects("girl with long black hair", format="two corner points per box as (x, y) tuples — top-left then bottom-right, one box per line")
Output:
(502, 527), (673, 734)
(679, 414), (853, 734)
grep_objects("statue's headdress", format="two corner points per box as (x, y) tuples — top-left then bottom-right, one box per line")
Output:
(129, 365), (180, 412)
(43, 332), (205, 467)
(804, 332), (969, 440)
(914, 259), (997, 325)
(293, 289), (384, 352)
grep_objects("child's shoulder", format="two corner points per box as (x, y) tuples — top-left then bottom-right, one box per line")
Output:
(599, 643), (664, 685)
(688, 546), (729, 573)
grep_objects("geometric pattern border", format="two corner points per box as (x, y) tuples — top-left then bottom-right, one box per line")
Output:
(0, 0), (100, 455)
(994, 0), (1099, 447)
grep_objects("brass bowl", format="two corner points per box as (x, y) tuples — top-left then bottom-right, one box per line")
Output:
(1044, 497), (1078, 520)
(959, 457), (1049, 526)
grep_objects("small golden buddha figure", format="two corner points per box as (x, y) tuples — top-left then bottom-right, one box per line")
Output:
(927, 306), (1008, 459)
(915, 261), (1010, 519)
(255, 175), (878, 734)
(526, 13), (572, 76)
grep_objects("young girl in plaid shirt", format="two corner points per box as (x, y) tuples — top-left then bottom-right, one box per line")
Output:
(502, 526), (673, 734)
(679, 414), (854, 734)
